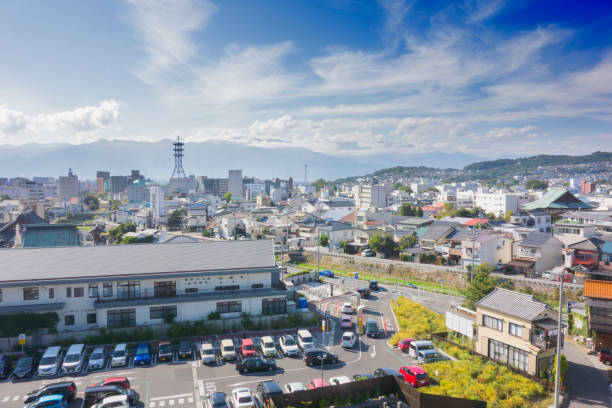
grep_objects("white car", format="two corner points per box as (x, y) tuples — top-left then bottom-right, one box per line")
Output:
(93, 395), (129, 408)
(231, 388), (255, 408)
(342, 302), (353, 314)
(329, 376), (351, 385)
(200, 342), (216, 364)
(88, 347), (107, 370)
(260, 336), (277, 358)
(341, 332), (357, 348)
(340, 315), (353, 329)
(279, 335), (300, 357)
(284, 382), (305, 393)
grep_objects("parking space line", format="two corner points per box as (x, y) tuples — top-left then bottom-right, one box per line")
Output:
(2, 397), (9, 402)
(158, 401), (165, 407)
(178, 398), (184, 405)
(168, 400), (175, 406)
(150, 394), (192, 401)
(11, 396), (20, 401)
(187, 397), (194, 403)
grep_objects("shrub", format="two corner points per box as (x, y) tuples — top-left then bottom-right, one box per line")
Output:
(0, 312), (59, 336)
(207, 311), (221, 320)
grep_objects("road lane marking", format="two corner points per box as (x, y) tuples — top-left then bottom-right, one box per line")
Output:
(150, 403), (156, 408)
(158, 401), (165, 407)
(12, 396), (20, 401)
(2, 397), (9, 402)
(371, 344), (376, 359)
(169, 400), (175, 406)
(178, 398), (184, 405)
(187, 397), (194, 403)
(149, 394), (193, 401)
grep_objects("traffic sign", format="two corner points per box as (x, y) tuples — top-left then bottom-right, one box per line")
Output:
(18, 333), (26, 345)
(321, 320), (326, 332)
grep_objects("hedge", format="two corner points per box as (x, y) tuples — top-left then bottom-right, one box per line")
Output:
(0, 312), (59, 337)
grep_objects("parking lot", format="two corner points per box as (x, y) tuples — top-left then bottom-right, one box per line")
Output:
(0, 287), (438, 408)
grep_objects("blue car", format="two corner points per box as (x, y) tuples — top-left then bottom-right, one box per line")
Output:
(319, 269), (334, 277)
(26, 394), (67, 408)
(134, 343), (151, 365)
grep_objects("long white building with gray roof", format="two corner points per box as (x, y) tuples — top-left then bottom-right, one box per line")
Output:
(0, 240), (288, 333)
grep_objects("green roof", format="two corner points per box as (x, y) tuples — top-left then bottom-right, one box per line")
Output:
(415, 226), (429, 237)
(523, 189), (595, 210)
(21, 224), (79, 248)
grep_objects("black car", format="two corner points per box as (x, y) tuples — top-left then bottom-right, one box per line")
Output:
(0, 355), (11, 379)
(366, 318), (380, 338)
(205, 392), (229, 408)
(374, 367), (403, 379)
(369, 280), (379, 291)
(178, 341), (192, 359)
(25, 381), (77, 403)
(352, 373), (375, 381)
(303, 349), (338, 367)
(84, 385), (138, 407)
(236, 357), (276, 374)
(255, 380), (283, 406)
(356, 287), (370, 299)
(13, 356), (38, 380)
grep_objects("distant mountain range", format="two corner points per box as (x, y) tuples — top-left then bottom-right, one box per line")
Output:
(0, 140), (485, 180)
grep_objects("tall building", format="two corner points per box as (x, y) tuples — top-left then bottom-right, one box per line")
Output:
(228, 170), (243, 198)
(148, 184), (164, 227)
(581, 180), (596, 194)
(58, 169), (79, 200)
(110, 176), (128, 194)
(127, 180), (150, 202)
(353, 183), (392, 209)
(96, 171), (110, 194)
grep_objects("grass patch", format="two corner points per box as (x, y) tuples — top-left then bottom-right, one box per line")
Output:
(389, 296), (446, 345)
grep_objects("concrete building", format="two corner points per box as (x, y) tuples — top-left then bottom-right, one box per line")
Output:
(460, 232), (513, 269)
(228, 170), (243, 198)
(96, 171), (110, 194)
(0, 240), (287, 333)
(127, 180), (150, 203)
(353, 184), (392, 209)
(110, 176), (128, 194)
(148, 185), (164, 227)
(58, 169), (79, 201)
(474, 192), (532, 217)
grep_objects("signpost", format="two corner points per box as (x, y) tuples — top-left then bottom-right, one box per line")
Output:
(18, 333), (26, 353)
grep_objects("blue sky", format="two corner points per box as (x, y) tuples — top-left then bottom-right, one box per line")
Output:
(0, 0), (611, 157)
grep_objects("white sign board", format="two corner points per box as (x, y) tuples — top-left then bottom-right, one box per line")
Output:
(446, 311), (474, 339)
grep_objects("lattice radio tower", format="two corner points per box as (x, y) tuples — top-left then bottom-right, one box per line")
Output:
(171, 136), (186, 178)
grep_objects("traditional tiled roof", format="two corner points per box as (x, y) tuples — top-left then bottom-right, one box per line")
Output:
(477, 288), (548, 321)
(519, 232), (555, 248)
(419, 225), (454, 241)
(584, 279), (612, 300)
(523, 189), (595, 210)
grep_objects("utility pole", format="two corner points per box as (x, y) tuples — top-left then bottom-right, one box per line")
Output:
(315, 218), (320, 274)
(554, 275), (564, 407)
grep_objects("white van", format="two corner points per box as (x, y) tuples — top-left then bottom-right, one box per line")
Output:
(220, 339), (236, 361)
(111, 343), (129, 367)
(260, 336), (277, 357)
(62, 343), (86, 374)
(200, 342), (216, 364)
(297, 329), (314, 351)
(37, 346), (62, 376)
(408, 340), (434, 358)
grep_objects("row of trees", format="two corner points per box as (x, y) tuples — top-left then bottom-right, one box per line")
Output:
(397, 203), (424, 217)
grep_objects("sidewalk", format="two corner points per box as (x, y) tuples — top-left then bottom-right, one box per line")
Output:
(564, 339), (609, 408)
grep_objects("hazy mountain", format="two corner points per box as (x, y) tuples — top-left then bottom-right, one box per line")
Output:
(0, 140), (485, 180)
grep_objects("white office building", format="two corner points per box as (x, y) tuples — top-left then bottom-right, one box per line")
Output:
(228, 170), (243, 198)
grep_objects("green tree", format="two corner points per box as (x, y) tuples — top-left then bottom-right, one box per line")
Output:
(416, 207), (423, 217)
(504, 210), (513, 222)
(167, 208), (186, 231)
(0, 194), (10, 201)
(526, 179), (548, 191)
(464, 263), (496, 309)
(312, 178), (326, 192)
(398, 203), (416, 216)
(201, 230), (212, 237)
(318, 233), (329, 247)
(368, 233), (397, 258)
(108, 222), (136, 243)
(398, 235), (417, 250)
(108, 199), (121, 211)
(223, 191), (232, 202)
(552, 354), (568, 384)
(83, 194), (100, 211)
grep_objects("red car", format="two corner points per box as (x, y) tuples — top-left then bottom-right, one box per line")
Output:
(94, 376), (130, 389)
(307, 378), (328, 389)
(600, 349), (612, 365)
(241, 338), (256, 358)
(398, 338), (416, 353)
(399, 366), (429, 388)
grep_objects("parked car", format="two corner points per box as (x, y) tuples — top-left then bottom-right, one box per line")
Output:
(361, 248), (375, 257)
(255, 380), (283, 406)
(241, 338), (256, 358)
(342, 302), (353, 314)
(369, 280), (379, 291)
(260, 336), (277, 358)
(88, 347), (107, 371)
(355, 287), (371, 298)
(221, 339), (236, 361)
(25, 381), (77, 404)
(417, 350), (446, 364)
(397, 338), (416, 353)
(399, 366), (429, 388)
(236, 357), (276, 374)
(91, 395), (129, 408)
(283, 382), (305, 393)
(204, 392), (229, 408)
(374, 367), (403, 379)
(319, 269), (334, 277)
(200, 343), (217, 365)
(111, 344), (128, 367)
(13, 356), (38, 380)
(340, 315), (353, 329)
(341, 332), (357, 349)
(231, 388), (255, 408)
(25, 394), (67, 408)
(279, 335), (300, 357)
(158, 341), (173, 362)
(303, 349), (338, 366)
(178, 341), (192, 359)
(328, 376), (351, 385)
(84, 385), (138, 407)
(366, 318), (380, 338)
(297, 329), (314, 351)
(134, 344), (151, 366)
(0, 355), (11, 379)
(307, 378), (328, 389)
(94, 377), (131, 390)
(61, 343), (86, 374)
(408, 340), (434, 358)
(352, 373), (375, 381)
(600, 348), (612, 365)
(37, 346), (62, 377)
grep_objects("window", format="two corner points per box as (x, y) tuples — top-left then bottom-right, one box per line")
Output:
(185, 288), (198, 294)
(66, 287), (72, 298)
(87, 313), (97, 324)
(154, 281), (176, 298)
(117, 281), (140, 299)
(262, 298), (287, 315)
(103, 283), (113, 297)
(23, 287), (39, 301)
(483, 315), (503, 331)
(65, 315), (75, 326)
(107, 309), (136, 328)
(48, 288), (54, 299)
(251, 283), (264, 289)
(488, 339), (508, 363)
(509, 323), (523, 337)
(512, 348), (529, 371)
(488, 339), (529, 372)
(150, 305), (178, 319)
(216, 301), (242, 313)
(89, 284), (99, 298)
(214, 285), (240, 291)
(74, 287), (84, 298)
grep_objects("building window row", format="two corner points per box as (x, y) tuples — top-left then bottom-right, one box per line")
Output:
(216, 301), (242, 314)
(251, 283), (264, 289)
(107, 308), (136, 328)
(483, 314), (503, 331)
(488, 339), (529, 372)
(215, 285), (240, 292)
(262, 298), (287, 315)
(150, 305), (178, 320)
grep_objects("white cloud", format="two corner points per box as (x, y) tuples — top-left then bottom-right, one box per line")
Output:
(0, 100), (120, 137)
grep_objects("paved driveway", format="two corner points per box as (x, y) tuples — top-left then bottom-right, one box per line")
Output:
(564, 340), (609, 408)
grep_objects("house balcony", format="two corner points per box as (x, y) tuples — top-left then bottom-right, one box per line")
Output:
(531, 334), (559, 349)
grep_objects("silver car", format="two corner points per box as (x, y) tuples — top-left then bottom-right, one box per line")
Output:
(88, 347), (107, 370)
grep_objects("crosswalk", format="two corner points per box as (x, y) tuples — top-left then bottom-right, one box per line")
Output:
(149, 394), (194, 407)
(0, 396), (24, 403)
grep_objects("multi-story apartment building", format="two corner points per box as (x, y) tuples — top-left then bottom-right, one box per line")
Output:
(475, 288), (560, 376)
(96, 171), (110, 194)
(474, 192), (532, 217)
(353, 183), (392, 209)
(58, 169), (79, 201)
(509, 211), (552, 233)
(0, 240), (287, 333)
(228, 170), (243, 198)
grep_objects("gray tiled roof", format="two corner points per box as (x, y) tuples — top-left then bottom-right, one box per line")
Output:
(519, 232), (553, 248)
(419, 225), (454, 241)
(0, 240), (275, 284)
(476, 288), (548, 321)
